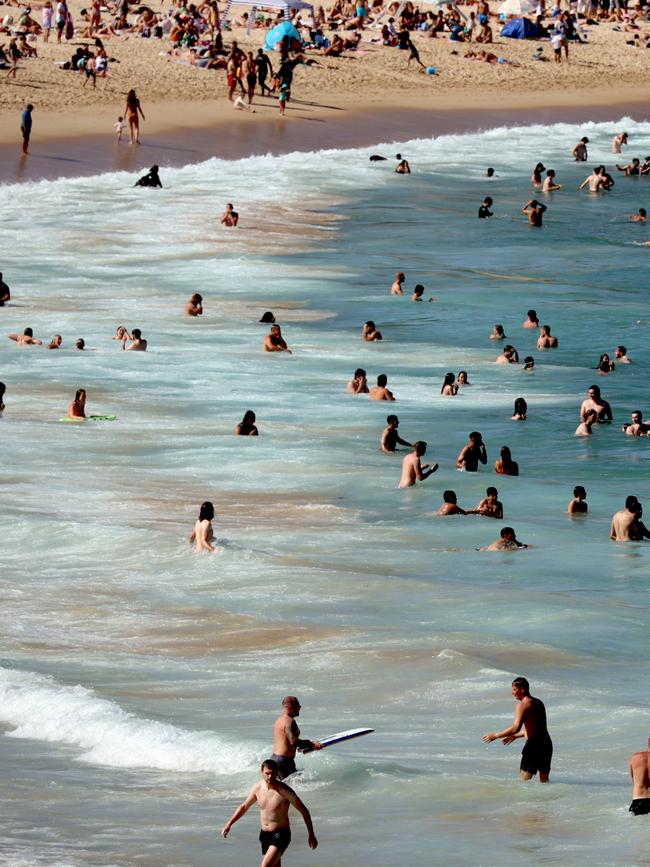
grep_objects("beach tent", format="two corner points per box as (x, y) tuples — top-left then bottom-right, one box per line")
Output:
(501, 16), (538, 37)
(499, 0), (537, 16)
(263, 18), (302, 49)
(221, 0), (314, 35)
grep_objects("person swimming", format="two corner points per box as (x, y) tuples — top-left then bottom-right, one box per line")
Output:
(134, 165), (162, 188)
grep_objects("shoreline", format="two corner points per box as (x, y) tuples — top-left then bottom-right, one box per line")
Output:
(1, 89), (649, 185)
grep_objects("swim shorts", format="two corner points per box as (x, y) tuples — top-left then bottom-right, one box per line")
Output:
(268, 753), (296, 779)
(629, 798), (650, 816)
(260, 827), (291, 855)
(520, 734), (553, 776)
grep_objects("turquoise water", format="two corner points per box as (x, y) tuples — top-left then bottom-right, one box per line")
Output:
(1, 118), (650, 866)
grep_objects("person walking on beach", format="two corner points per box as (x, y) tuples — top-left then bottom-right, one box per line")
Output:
(629, 738), (650, 816)
(256, 48), (274, 96)
(55, 0), (68, 43)
(221, 759), (318, 864)
(483, 677), (552, 782)
(20, 104), (33, 154)
(124, 89), (145, 145)
(268, 696), (322, 780)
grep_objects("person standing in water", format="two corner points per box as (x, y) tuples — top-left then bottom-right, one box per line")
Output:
(124, 89), (145, 145)
(67, 388), (87, 419)
(189, 501), (217, 552)
(221, 760), (318, 864)
(483, 677), (552, 782)
(380, 415), (412, 453)
(456, 431), (487, 472)
(522, 199), (547, 227)
(235, 410), (258, 436)
(629, 738), (650, 816)
(568, 485), (588, 514)
(399, 441), (437, 487)
(268, 696), (322, 780)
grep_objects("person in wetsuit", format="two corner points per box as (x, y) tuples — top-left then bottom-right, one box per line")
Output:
(134, 165), (162, 188)
(483, 677), (553, 782)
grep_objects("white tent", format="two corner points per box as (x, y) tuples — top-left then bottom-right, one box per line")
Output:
(498, 0), (536, 16)
(221, 0), (315, 34)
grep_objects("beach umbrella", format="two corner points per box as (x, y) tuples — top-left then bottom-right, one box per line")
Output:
(499, 0), (537, 16)
(424, 0), (469, 21)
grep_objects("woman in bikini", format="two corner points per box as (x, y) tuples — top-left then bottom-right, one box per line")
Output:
(124, 89), (145, 145)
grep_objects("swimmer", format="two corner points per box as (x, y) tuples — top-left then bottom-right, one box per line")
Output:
(457, 370), (471, 386)
(471, 486), (503, 519)
(268, 695), (322, 781)
(185, 293), (203, 316)
(456, 431), (487, 472)
(512, 397), (527, 421)
(495, 445), (519, 476)
(390, 272), (405, 295)
(478, 196), (493, 218)
(629, 209), (648, 222)
(76, 338), (85, 350)
(221, 760), (318, 865)
(483, 677), (551, 781)
(523, 356), (535, 371)
(134, 165), (162, 188)
(113, 326), (132, 341)
(572, 136), (589, 161)
(617, 159), (641, 177)
(522, 310), (539, 329)
(221, 203), (239, 227)
(575, 408), (598, 436)
(189, 500), (217, 552)
(485, 167), (495, 177)
(629, 738), (650, 816)
(259, 312), (276, 324)
(579, 168), (606, 192)
(496, 345), (519, 364)
(67, 388), (87, 420)
(122, 328), (147, 351)
(598, 165), (615, 190)
(347, 368), (369, 394)
(490, 323), (506, 340)
(596, 353), (614, 374)
(580, 385), (612, 423)
(531, 162), (545, 188)
(542, 169), (562, 192)
(614, 345), (631, 364)
(380, 415), (412, 453)
(622, 410), (649, 437)
(369, 374), (394, 401)
(362, 321), (383, 341)
(522, 199), (547, 227)
(568, 485), (588, 514)
(264, 325), (291, 354)
(610, 495), (642, 541)
(437, 490), (467, 516)
(612, 131), (629, 155)
(399, 441), (438, 488)
(235, 410), (259, 436)
(395, 159), (411, 174)
(0, 381), (5, 413)
(440, 372), (458, 396)
(536, 325), (558, 349)
(480, 527), (528, 551)
(411, 284), (432, 301)
(47, 334), (63, 350)
(8, 327), (42, 346)
(0, 272), (10, 306)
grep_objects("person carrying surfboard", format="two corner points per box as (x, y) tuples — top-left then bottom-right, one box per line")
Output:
(269, 696), (322, 780)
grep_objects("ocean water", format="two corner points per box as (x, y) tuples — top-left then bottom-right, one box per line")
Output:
(1, 118), (650, 867)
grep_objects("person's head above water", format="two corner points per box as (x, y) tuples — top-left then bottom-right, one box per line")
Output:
(259, 311), (275, 323)
(354, 368), (366, 379)
(511, 676), (530, 695)
(377, 374), (388, 387)
(442, 490), (457, 504)
(486, 167), (494, 177)
(199, 501), (215, 521)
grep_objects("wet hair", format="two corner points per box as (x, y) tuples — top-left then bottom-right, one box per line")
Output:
(588, 384), (601, 397)
(581, 137), (589, 143)
(76, 338), (85, 350)
(241, 409), (256, 425)
(523, 356), (534, 368)
(486, 486), (498, 497)
(441, 372), (455, 391)
(500, 527), (516, 540)
(500, 446), (513, 462)
(493, 323), (505, 336)
(132, 328), (142, 339)
(413, 440), (426, 454)
(547, 169), (555, 178)
(486, 167), (494, 176)
(259, 311), (275, 323)
(191, 293), (202, 304)
(573, 485), (586, 498)
(365, 320), (376, 331)
(541, 324), (551, 333)
(511, 676), (529, 691)
(75, 388), (86, 401)
(457, 370), (468, 383)
(527, 309), (538, 320)
(626, 495), (639, 511)
(227, 202), (234, 209)
(631, 410), (643, 420)
(377, 374), (387, 387)
(532, 162), (545, 182)
(483, 196), (493, 206)
(413, 284), (424, 295)
(387, 414), (398, 424)
(261, 759), (278, 772)
(198, 501), (215, 521)
(354, 368), (366, 379)
(513, 397), (527, 416)
(469, 431), (482, 441)
(24, 327), (33, 337)
(596, 353), (611, 372)
(443, 490), (457, 504)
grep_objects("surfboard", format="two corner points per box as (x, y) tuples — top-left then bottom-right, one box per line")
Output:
(304, 727), (374, 751)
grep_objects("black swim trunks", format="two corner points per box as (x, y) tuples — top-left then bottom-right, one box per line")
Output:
(629, 798), (650, 816)
(260, 827), (291, 855)
(268, 753), (296, 780)
(520, 734), (553, 776)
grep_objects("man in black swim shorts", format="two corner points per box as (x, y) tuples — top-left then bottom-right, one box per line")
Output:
(222, 759), (318, 865)
(629, 737), (650, 815)
(269, 695), (322, 780)
(484, 677), (553, 782)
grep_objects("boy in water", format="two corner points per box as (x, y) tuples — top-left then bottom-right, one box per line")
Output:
(568, 485), (588, 514)
(399, 441), (437, 488)
(380, 415), (412, 453)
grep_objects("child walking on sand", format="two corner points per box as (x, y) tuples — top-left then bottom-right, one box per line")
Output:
(114, 116), (125, 141)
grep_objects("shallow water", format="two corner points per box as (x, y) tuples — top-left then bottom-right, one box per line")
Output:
(1, 118), (650, 866)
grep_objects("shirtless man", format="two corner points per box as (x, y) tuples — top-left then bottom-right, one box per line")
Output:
(0, 272), (10, 306)
(8, 327), (42, 346)
(480, 526), (528, 551)
(614, 345), (631, 363)
(122, 328), (147, 351)
(221, 760), (318, 865)
(390, 272), (405, 295)
(380, 415), (412, 453)
(221, 203), (239, 227)
(610, 495), (641, 541)
(347, 368), (368, 394)
(471, 486), (503, 519)
(369, 374), (394, 401)
(575, 408), (597, 436)
(456, 431), (487, 471)
(622, 411), (649, 437)
(612, 131), (629, 155)
(580, 385), (612, 423)
(522, 309), (539, 329)
(568, 485), (588, 514)
(399, 441), (437, 488)
(629, 738), (650, 816)
(483, 677), (552, 782)
(579, 168), (606, 192)
(536, 325), (558, 349)
(268, 696), (322, 780)
(542, 170), (562, 192)
(630, 209), (648, 223)
(572, 136), (589, 161)
(184, 293), (203, 316)
(437, 490), (467, 515)
(496, 345), (518, 364)
(264, 325), (291, 353)
(522, 199), (547, 227)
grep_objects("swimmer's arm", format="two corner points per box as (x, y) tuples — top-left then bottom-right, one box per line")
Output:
(578, 178), (589, 190)
(8, 333), (19, 341)
(221, 786), (258, 837)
